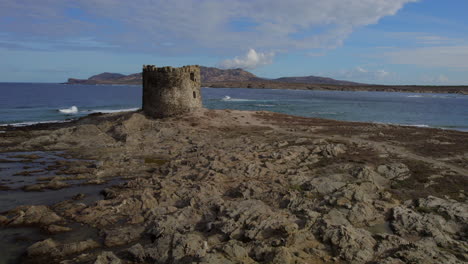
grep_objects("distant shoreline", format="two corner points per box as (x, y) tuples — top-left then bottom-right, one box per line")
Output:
(62, 80), (468, 95)
(202, 81), (468, 95)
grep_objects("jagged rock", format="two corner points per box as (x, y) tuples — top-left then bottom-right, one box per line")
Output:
(373, 233), (409, 257)
(124, 243), (146, 262)
(22, 178), (70, 191)
(304, 176), (346, 195)
(377, 163), (410, 181)
(199, 253), (236, 264)
(347, 203), (380, 225)
(391, 198), (468, 255)
(270, 247), (292, 264)
(2, 109), (467, 263)
(27, 238), (60, 257)
(47, 224), (72, 233)
(144, 235), (172, 263)
(147, 207), (202, 239)
(61, 239), (100, 256)
(94, 251), (122, 264)
(7, 205), (62, 226)
(171, 233), (208, 261)
(0, 215), (8, 225)
(72, 193), (86, 200)
(390, 206), (445, 237)
(322, 225), (376, 263)
(322, 209), (351, 227)
(214, 200), (298, 242)
(378, 257), (406, 264)
(313, 143), (346, 157)
(27, 238), (99, 257)
(47, 178), (70, 189)
(221, 240), (252, 261)
(416, 195), (468, 223)
(86, 178), (106, 185)
(350, 165), (389, 186)
(75, 188), (158, 227)
(103, 225), (145, 247)
(390, 238), (466, 264)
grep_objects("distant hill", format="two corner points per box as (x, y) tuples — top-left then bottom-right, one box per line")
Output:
(66, 66), (360, 85)
(67, 72), (142, 85)
(89, 72), (126, 81)
(65, 68), (468, 94)
(200, 66), (260, 82)
(273, 76), (362, 86)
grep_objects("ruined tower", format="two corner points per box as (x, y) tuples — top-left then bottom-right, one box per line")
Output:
(142, 65), (202, 118)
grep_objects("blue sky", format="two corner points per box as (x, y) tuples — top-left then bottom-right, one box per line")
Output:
(0, 0), (467, 85)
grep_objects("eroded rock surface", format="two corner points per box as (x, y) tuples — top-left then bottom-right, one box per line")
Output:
(0, 109), (466, 263)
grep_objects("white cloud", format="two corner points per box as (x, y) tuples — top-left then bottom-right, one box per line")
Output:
(383, 32), (464, 46)
(333, 67), (393, 82)
(0, 0), (417, 53)
(219, 49), (274, 69)
(383, 46), (468, 69)
(438, 74), (449, 83)
(421, 74), (450, 84)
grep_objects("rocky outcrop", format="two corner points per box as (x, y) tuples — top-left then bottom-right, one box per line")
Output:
(94, 251), (122, 264)
(102, 225), (145, 247)
(5, 205), (63, 227)
(1, 109), (467, 263)
(27, 238), (100, 258)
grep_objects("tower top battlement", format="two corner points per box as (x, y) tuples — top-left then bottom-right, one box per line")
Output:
(143, 65), (200, 73)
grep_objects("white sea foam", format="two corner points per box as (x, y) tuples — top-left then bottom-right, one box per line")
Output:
(310, 111), (340, 115)
(1, 120), (69, 127)
(221, 96), (259, 102)
(89, 108), (139, 114)
(59, 106), (78, 114)
(255, 104), (275, 107)
(408, 124), (430, 128)
(407, 95), (423, 98)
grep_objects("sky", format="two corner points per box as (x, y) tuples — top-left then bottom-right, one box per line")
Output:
(0, 0), (467, 85)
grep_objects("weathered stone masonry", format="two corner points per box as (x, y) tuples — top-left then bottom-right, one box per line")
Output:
(142, 65), (202, 118)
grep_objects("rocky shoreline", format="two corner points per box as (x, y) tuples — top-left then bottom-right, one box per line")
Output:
(203, 81), (468, 95)
(0, 109), (467, 263)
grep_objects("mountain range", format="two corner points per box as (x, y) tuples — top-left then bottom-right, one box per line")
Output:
(65, 67), (468, 94)
(66, 66), (362, 86)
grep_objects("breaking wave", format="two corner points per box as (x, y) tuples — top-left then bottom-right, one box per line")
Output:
(58, 106), (78, 114)
(1, 120), (69, 127)
(407, 124), (430, 128)
(221, 96), (255, 102)
(88, 108), (139, 114)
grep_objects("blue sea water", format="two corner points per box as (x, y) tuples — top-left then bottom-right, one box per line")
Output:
(0, 83), (467, 131)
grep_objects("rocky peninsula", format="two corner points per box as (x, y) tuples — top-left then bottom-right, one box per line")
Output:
(66, 67), (468, 95)
(0, 65), (466, 263)
(0, 108), (467, 263)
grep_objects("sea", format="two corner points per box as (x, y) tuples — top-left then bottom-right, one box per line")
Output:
(0, 82), (467, 131)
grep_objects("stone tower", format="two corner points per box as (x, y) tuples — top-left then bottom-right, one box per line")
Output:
(142, 65), (202, 118)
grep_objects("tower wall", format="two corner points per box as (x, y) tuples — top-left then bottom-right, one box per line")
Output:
(142, 65), (202, 118)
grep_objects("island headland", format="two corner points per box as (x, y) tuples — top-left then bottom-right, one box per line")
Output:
(66, 66), (468, 95)
(0, 65), (466, 263)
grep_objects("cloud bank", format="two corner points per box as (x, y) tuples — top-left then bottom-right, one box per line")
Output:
(383, 46), (468, 69)
(219, 49), (274, 69)
(332, 67), (393, 82)
(0, 0), (417, 54)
